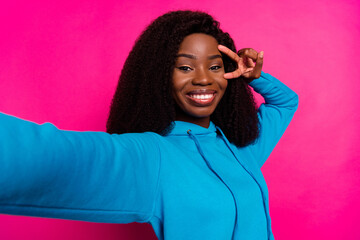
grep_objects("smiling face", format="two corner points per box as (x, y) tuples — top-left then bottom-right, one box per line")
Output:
(172, 33), (228, 128)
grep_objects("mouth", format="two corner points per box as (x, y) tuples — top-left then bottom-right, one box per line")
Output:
(185, 90), (217, 106)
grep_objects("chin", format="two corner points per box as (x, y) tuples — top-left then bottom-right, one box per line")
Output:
(188, 109), (215, 118)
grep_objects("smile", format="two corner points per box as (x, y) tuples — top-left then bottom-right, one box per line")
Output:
(186, 92), (216, 106)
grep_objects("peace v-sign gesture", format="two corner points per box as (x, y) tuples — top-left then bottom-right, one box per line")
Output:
(218, 45), (264, 83)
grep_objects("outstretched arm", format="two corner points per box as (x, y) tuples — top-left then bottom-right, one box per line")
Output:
(0, 112), (161, 223)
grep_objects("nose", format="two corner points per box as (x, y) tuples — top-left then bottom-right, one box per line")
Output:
(192, 67), (213, 86)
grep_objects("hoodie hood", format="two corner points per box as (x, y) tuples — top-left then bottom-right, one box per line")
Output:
(167, 121), (218, 136)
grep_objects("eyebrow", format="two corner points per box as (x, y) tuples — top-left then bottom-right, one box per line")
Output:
(176, 53), (222, 60)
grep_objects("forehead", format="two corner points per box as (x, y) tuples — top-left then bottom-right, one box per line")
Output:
(178, 33), (219, 54)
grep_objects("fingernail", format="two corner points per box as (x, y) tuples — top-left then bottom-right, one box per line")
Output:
(259, 51), (264, 58)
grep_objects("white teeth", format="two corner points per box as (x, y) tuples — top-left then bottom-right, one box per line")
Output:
(190, 94), (214, 99)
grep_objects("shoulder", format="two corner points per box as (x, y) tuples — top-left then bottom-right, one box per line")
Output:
(110, 131), (161, 150)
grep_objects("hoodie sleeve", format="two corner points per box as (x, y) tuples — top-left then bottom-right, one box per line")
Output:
(0, 112), (161, 223)
(247, 71), (299, 168)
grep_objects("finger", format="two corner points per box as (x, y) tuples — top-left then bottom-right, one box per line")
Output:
(224, 66), (255, 79)
(243, 67), (254, 74)
(223, 59), (250, 79)
(219, 45), (256, 79)
(223, 65), (249, 79)
(224, 69), (241, 79)
(218, 45), (241, 63)
(237, 54), (254, 68)
(252, 51), (264, 77)
(238, 48), (258, 61)
(218, 45), (246, 79)
(246, 57), (255, 68)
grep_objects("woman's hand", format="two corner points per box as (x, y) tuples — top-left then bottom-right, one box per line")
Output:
(218, 45), (264, 83)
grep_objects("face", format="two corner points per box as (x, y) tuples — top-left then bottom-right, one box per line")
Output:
(172, 33), (228, 126)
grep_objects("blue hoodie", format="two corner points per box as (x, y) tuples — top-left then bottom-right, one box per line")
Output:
(0, 71), (298, 240)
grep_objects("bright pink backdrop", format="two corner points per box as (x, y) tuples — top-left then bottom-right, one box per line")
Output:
(1, 0), (359, 239)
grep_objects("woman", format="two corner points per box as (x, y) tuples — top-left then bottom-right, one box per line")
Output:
(0, 10), (298, 240)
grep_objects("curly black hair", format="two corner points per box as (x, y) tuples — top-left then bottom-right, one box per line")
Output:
(106, 10), (259, 147)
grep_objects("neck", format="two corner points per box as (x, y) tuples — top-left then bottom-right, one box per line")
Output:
(175, 114), (210, 128)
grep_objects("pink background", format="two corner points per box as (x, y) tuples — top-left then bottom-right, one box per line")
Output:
(0, 0), (359, 239)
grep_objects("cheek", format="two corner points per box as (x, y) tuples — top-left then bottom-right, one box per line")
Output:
(217, 79), (228, 100)
(215, 69), (227, 89)
(171, 75), (180, 96)
(171, 83), (182, 101)
(220, 78), (228, 91)
(171, 74), (190, 98)
(223, 80), (228, 89)
(171, 80), (184, 107)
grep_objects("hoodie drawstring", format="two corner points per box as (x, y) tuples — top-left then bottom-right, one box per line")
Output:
(216, 127), (271, 240)
(187, 129), (238, 240)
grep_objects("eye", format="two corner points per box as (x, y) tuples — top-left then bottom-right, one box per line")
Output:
(177, 66), (192, 72)
(210, 65), (222, 71)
